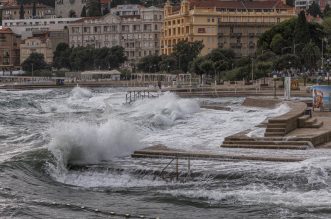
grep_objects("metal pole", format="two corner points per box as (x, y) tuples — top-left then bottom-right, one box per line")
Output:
(274, 79), (276, 99)
(322, 39), (324, 70)
(31, 63), (34, 83)
(176, 157), (179, 181)
(251, 58), (254, 81)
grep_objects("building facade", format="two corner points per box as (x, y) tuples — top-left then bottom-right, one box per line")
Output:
(68, 5), (163, 65)
(20, 33), (53, 64)
(55, 0), (86, 18)
(0, 28), (21, 68)
(2, 3), (55, 20)
(161, 0), (296, 57)
(3, 17), (80, 39)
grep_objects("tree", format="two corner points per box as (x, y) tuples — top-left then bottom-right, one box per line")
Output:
(294, 11), (310, 46)
(19, 1), (24, 19)
(137, 55), (161, 72)
(308, 1), (322, 17)
(86, 0), (102, 17)
(286, 0), (294, 7)
(69, 10), (76, 18)
(53, 43), (71, 69)
(81, 6), (87, 17)
(32, 1), (36, 17)
(172, 40), (204, 72)
(103, 7), (110, 15)
(324, 4), (331, 17)
(199, 60), (214, 76)
(159, 55), (177, 72)
(22, 53), (48, 72)
(301, 41), (321, 69)
(270, 34), (285, 54)
(273, 54), (301, 70)
(107, 46), (127, 69)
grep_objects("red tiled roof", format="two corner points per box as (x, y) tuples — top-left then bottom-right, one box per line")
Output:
(100, 0), (111, 4)
(0, 27), (13, 33)
(189, 0), (293, 10)
(2, 3), (51, 9)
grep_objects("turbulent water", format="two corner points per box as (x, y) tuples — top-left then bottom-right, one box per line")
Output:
(1, 87), (331, 218)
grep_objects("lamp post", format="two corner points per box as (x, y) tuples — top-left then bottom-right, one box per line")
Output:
(322, 37), (327, 70)
(31, 63), (34, 83)
(251, 57), (254, 81)
(281, 47), (292, 55)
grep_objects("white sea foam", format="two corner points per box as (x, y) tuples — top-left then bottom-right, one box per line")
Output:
(48, 119), (140, 167)
(69, 87), (93, 99)
(129, 92), (200, 127)
(60, 171), (169, 188)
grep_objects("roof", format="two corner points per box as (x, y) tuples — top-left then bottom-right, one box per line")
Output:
(2, 3), (52, 10)
(188, 0), (293, 10)
(0, 27), (13, 33)
(81, 70), (121, 75)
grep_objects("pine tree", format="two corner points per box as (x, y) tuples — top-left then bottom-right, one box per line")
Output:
(32, 1), (36, 18)
(81, 5), (87, 17)
(19, 1), (25, 19)
(294, 11), (310, 45)
(86, 0), (101, 17)
(307, 1), (322, 17)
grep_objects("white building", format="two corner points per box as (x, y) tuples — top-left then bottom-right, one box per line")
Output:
(68, 5), (163, 65)
(2, 17), (80, 39)
(55, 0), (86, 18)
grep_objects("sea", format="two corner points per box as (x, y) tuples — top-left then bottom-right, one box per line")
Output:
(0, 87), (331, 219)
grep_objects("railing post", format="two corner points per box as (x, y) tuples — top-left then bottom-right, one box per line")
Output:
(176, 156), (179, 181)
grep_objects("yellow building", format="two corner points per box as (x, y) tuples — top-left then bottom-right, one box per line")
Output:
(161, 0), (296, 56)
(20, 33), (53, 64)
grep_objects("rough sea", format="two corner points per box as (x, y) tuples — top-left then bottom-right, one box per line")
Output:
(1, 87), (331, 218)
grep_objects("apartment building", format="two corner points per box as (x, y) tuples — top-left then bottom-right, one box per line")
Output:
(20, 32), (53, 64)
(161, 0), (296, 57)
(68, 5), (163, 65)
(0, 28), (21, 68)
(3, 17), (80, 39)
(1, 3), (55, 20)
(55, 0), (86, 18)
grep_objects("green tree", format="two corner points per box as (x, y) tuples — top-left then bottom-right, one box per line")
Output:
(159, 55), (177, 72)
(107, 46), (127, 69)
(301, 41), (321, 69)
(286, 0), (294, 6)
(324, 4), (331, 17)
(172, 40), (204, 72)
(69, 10), (76, 18)
(190, 56), (206, 81)
(87, 0), (102, 17)
(199, 60), (214, 76)
(32, 1), (36, 17)
(53, 43), (71, 69)
(22, 53), (49, 72)
(19, 1), (24, 19)
(81, 6), (87, 17)
(256, 51), (277, 62)
(294, 11), (310, 46)
(270, 34), (285, 54)
(137, 55), (161, 72)
(273, 54), (301, 70)
(307, 1), (322, 17)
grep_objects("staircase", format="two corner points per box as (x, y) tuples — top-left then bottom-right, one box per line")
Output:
(264, 121), (287, 137)
(298, 115), (323, 128)
(221, 137), (313, 150)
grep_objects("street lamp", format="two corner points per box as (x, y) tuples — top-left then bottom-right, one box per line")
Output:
(251, 57), (254, 81)
(281, 47), (292, 55)
(322, 37), (327, 70)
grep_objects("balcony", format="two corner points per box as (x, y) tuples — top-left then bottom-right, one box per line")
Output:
(230, 33), (242, 38)
(230, 43), (242, 49)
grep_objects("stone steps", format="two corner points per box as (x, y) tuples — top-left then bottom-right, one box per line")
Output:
(265, 128), (286, 133)
(222, 140), (311, 146)
(266, 123), (287, 128)
(221, 144), (309, 150)
(265, 132), (286, 137)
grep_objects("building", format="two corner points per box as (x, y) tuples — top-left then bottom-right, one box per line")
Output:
(161, 0), (296, 57)
(110, 4), (142, 16)
(1, 3), (55, 20)
(20, 32), (53, 64)
(295, 0), (327, 11)
(55, 0), (86, 18)
(68, 5), (163, 65)
(2, 17), (80, 39)
(0, 28), (21, 69)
